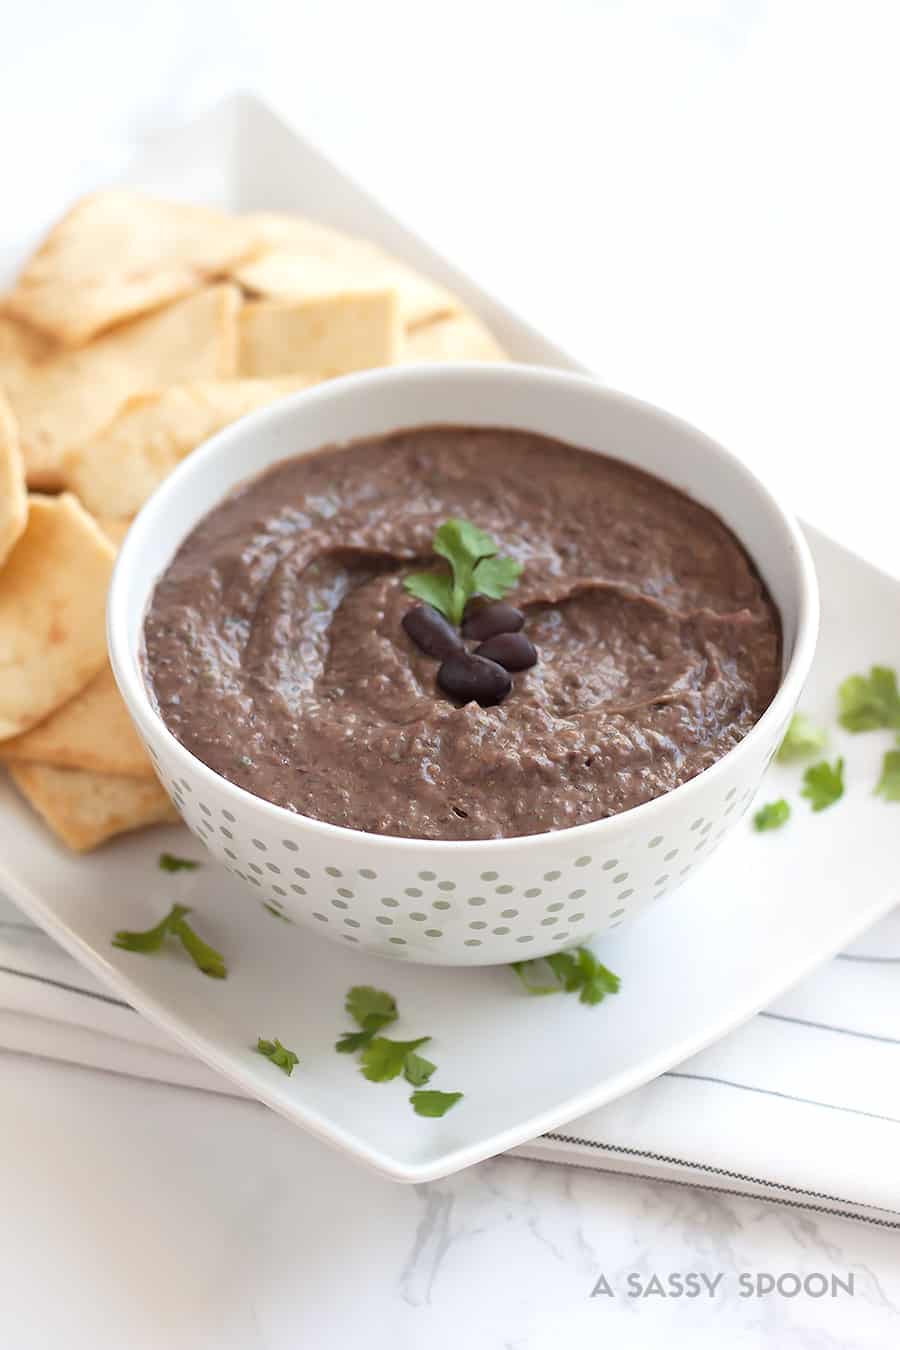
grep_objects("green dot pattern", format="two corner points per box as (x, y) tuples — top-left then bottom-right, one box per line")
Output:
(164, 755), (763, 959)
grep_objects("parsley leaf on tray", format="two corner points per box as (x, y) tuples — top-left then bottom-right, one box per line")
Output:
(336, 986), (400, 1054)
(403, 1049), (437, 1087)
(112, 903), (189, 954)
(404, 518), (522, 626)
(410, 1090), (463, 1118)
(510, 964), (562, 996)
(801, 758), (845, 812)
(172, 911), (227, 979)
(875, 748), (900, 802)
(550, 948), (621, 1005)
(512, 946), (620, 1006)
(112, 903), (226, 978)
(753, 798), (791, 832)
(361, 1036), (431, 1083)
(256, 1037), (299, 1076)
(776, 713), (827, 763)
(838, 666), (900, 732)
(158, 852), (201, 873)
(335, 987), (455, 1110)
(336, 1014), (396, 1054)
(345, 986), (398, 1027)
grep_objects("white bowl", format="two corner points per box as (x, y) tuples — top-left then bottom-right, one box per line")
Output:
(108, 365), (818, 966)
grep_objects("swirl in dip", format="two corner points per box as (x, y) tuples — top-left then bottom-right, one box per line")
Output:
(143, 426), (781, 840)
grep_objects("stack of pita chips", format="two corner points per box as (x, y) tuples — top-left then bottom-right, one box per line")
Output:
(0, 190), (508, 851)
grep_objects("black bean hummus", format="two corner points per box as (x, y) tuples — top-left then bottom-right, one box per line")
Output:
(144, 427), (781, 840)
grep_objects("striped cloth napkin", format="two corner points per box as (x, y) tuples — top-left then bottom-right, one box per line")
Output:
(1, 889), (898, 1227)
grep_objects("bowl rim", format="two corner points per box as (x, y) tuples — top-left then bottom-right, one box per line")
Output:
(108, 362), (820, 854)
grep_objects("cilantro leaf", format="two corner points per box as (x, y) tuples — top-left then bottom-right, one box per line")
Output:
(875, 748), (900, 802)
(838, 666), (900, 732)
(544, 950), (582, 991)
(403, 1050), (437, 1087)
(345, 986), (398, 1028)
(112, 903), (191, 953)
(572, 947), (621, 1005)
(335, 1013), (396, 1054)
(472, 553), (523, 599)
(511, 961), (563, 996)
(434, 517), (496, 564)
(753, 798), (791, 832)
(336, 1030), (371, 1054)
(256, 1037), (299, 1076)
(511, 947), (620, 1006)
(801, 758), (845, 812)
(158, 852), (201, 872)
(410, 1090), (463, 1118)
(169, 912), (227, 978)
(403, 517), (520, 625)
(112, 903), (226, 978)
(403, 570), (454, 618)
(776, 713), (827, 763)
(361, 1036), (430, 1083)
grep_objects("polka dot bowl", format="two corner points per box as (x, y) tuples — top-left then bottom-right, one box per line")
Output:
(108, 365), (818, 966)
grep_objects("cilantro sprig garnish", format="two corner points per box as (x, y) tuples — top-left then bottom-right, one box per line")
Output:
(112, 903), (226, 979)
(512, 947), (620, 1006)
(256, 1037), (299, 1076)
(776, 714), (827, 763)
(801, 758), (845, 812)
(753, 799), (791, 831)
(404, 518), (522, 626)
(838, 666), (900, 732)
(158, 852), (201, 873)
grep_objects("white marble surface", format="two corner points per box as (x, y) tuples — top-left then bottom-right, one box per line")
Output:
(2, 1), (900, 1344)
(2, 1053), (899, 1350)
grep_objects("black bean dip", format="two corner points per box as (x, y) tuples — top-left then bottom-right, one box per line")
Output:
(143, 426), (781, 840)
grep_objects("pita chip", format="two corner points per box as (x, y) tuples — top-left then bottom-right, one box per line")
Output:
(7, 283), (240, 488)
(235, 245), (458, 331)
(239, 211), (383, 256)
(98, 516), (132, 550)
(4, 191), (263, 345)
(237, 212), (459, 327)
(403, 311), (508, 363)
(0, 493), (114, 741)
(0, 393), (26, 566)
(0, 665), (153, 778)
(0, 311), (55, 388)
(7, 762), (177, 852)
(64, 376), (316, 518)
(239, 291), (400, 378)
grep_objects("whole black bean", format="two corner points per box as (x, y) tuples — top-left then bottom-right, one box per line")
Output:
(437, 651), (512, 707)
(474, 632), (538, 671)
(402, 605), (464, 660)
(461, 600), (525, 642)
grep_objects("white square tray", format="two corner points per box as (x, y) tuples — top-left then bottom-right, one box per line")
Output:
(2, 96), (897, 1181)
